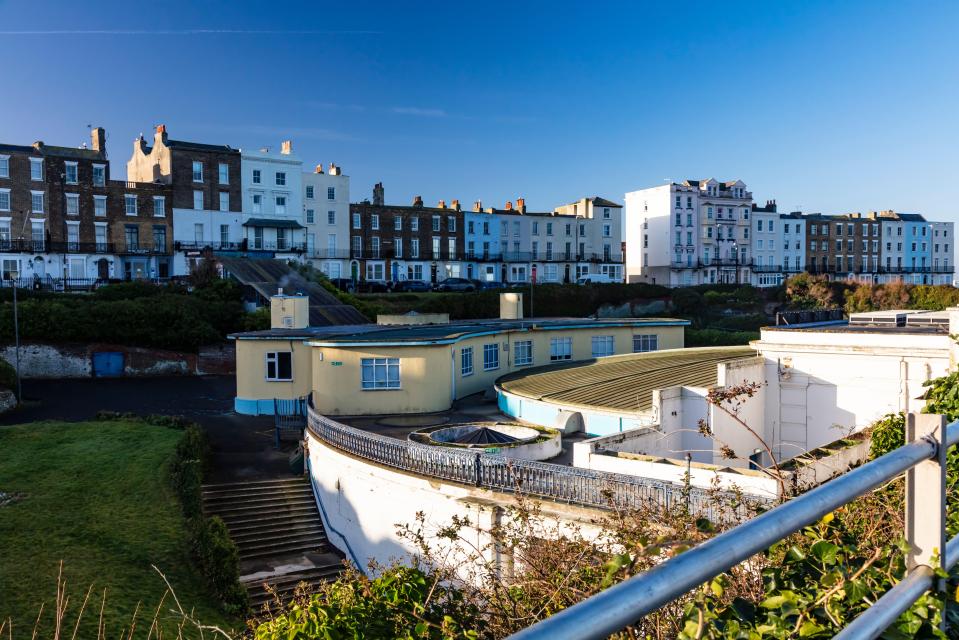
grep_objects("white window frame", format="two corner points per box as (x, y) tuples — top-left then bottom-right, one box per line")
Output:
(461, 347), (474, 377)
(371, 214), (380, 230)
(328, 210), (336, 225)
(92, 164), (106, 187)
(274, 195), (286, 214)
(219, 192), (230, 212)
(193, 190), (204, 210)
(0, 189), (10, 212)
(125, 194), (138, 216)
(306, 209), (315, 224)
(306, 185), (314, 199)
(64, 161), (78, 185)
(591, 335), (614, 358)
(218, 163), (229, 185)
(265, 351), (293, 381)
(361, 357), (400, 390)
(30, 158), (43, 181)
(632, 334), (658, 353)
(94, 222), (108, 249)
(352, 213), (361, 229)
(275, 171), (286, 186)
(252, 169), (261, 184)
(483, 343), (500, 371)
(192, 161), (203, 183)
(0, 155), (9, 179)
(550, 337), (572, 361)
(327, 186), (335, 200)
(514, 340), (533, 366)
(93, 195), (107, 217)
(31, 191), (45, 213)
(153, 196), (166, 217)
(65, 193), (79, 215)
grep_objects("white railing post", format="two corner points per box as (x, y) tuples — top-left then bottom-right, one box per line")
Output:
(905, 412), (947, 598)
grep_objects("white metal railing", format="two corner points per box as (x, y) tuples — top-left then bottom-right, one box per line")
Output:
(510, 414), (959, 639)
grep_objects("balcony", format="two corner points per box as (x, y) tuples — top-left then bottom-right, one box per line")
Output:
(47, 241), (116, 254)
(175, 241), (245, 252)
(672, 258), (754, 270)
(119, 243), (171, 256)
(0, 239), (47, 253)
(751, 264), (783, 273)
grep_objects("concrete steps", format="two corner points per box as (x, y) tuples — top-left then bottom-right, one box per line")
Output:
(201, 476), (345, 607)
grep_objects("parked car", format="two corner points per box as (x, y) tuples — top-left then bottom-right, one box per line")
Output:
(328, 277), (358, 293)
(576, 273), (620, 285)
(475, 280), (506, 290)
(433, 277), (477, 292)
(392, 279), (432, 292)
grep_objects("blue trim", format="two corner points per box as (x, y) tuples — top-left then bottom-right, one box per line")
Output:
(306, 456), (363, 572)
(234, 397), (276, 415)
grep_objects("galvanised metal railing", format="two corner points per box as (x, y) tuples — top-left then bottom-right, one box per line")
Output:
(306, 408), (769, 520)
(510, 414), (959, 640)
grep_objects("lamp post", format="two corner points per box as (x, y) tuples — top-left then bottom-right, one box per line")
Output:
(9, 269), (21, 404)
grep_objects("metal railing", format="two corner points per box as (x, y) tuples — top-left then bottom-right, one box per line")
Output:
(306, 407), (767, 521)
(511, 414), (959, 640)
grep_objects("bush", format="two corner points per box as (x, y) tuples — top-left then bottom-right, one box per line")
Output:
(867, 413), (905, 460)
(670, 288), (704, 315)
(193, 516), (248, 615)
(685, 328), (759, 347)
(0, 357), (16, 392)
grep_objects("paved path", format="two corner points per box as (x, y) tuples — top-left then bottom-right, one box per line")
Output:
(0, 376), (292, 483)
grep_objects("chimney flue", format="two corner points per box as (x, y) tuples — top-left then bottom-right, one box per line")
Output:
(91, 127), (106, 154)
(451, 199), (461, 211)
(280, 140), (293, 155)
(328, 162), (341, 176)
(473, 200), (482, 212)
(413, 195), (423, 207)
(504, 201), (513, 211)
(314, 164), (324, 174)
(516, 197), (526, 213)
(373, 182), (384, 206)
(438, 199), (446, 209)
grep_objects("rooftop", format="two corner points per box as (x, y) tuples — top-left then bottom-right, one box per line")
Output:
(496, 346), (755, 414)
(231, 316), (689, 344)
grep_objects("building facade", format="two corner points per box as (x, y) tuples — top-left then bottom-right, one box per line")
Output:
(0, 127), (173, 283)
(625, 179), (753, 286)
(303, 164), (351, 279)
(239, 141), (306, 257)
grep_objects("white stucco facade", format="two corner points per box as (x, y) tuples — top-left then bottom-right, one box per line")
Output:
(302, 165), (350, 278)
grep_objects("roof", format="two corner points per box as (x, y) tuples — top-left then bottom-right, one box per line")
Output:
(232, 317), (690, 344)
(166, 139), (237, 154)
(589, 196), (623, 208)
(496, 346), (756, 414)
(0, 143), (38, 154)
(242, 218), (304, 229)
(452, 427), (519, 445)
(0, 142), (103, 160)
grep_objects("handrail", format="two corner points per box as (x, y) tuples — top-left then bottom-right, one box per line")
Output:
(305, 407), (770, 520)
(509, 419), (959, 640)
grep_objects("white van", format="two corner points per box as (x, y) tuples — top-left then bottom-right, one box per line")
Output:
(576, 273), (619, 285)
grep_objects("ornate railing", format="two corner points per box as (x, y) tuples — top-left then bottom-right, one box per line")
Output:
(307, 407), (768, 518)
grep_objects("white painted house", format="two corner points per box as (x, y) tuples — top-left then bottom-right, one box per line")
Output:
(302, 163), (350, 279)
(240, 142), (307, 258)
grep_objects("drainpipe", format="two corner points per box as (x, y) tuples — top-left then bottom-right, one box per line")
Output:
(450, 346), (456, 404)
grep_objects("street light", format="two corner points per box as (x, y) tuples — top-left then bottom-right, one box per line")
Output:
(9, 269), (21, 404)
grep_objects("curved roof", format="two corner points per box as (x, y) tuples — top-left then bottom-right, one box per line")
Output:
(496, 346), (756, 415)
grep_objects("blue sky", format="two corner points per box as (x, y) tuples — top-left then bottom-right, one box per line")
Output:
(1, 0), (957, 219)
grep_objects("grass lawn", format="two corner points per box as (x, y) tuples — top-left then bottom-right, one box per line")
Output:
(0, 420), (242, 638)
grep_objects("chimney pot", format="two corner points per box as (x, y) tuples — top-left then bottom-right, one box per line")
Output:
(373, 182), (384, 206)
(473, 200), (482, 212)
(451, 199), (461, 211)
(516, 197), (526, 213)
(91, 127), (107, 154)
(438, 199), (446, 209)
(157, 124), (166, 134)
(413, 195), (423, 207)
(315, 164), (324, 174)
(280, 140), (293, 155)
(505, 201), (513, 211)
(329, 162), (341, 176)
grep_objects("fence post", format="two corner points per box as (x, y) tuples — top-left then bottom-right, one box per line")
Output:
(904, 412), (946, 608)
(474, 452), (482, 487)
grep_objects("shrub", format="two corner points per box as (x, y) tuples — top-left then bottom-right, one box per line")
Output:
(0, 357), (16, 392)
(193, 516), (248, 615)
(671, 288), (704, 315)
(685, 328), (759, 347)
(867, 413), (905, 460)
(240, 307), (272, 331)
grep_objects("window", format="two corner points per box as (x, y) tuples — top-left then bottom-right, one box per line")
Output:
(328, 210), (336, 225)
(327, 187), (335, 200)
(192, 161), (203, 182)
(483, 343), (500, 371)
(633, 334), (658, 353)
(352, 213), (361, 229)
(432, 236), (440, 257)
(371, 236), (380, 258)
(66, 222), (79, 247)
(220, 224), (229, 245)
(603, 224), (611, 237)
(30, 158), (43, 181)
(219, 192), (230, 212)
(0, 155), (8, 178)
(306, 209), (314, 224)
(153, 226), (166, 252)
(124, 194), (137, 215)
(432, 215), (440, 232)
(252, 169), (261, 184)
(361, 357), (400, 389)
(306, 185), (314, 199)
(94, 223), (107, 250)
(550, 337), (572, 361)
(351, 235), (362, 256)
(93, 195), (106, 216)
(275, 171), (286, 186)
(461, 347), (474, 376)
(124, 224), (139, 251)
(274, 195), (286, 214)
(371, 214), (379, 230)
(194, 223), (204, 243)
(448, 217), (456, 232)
(153, 196), (165, 217)
(0, 189), (9, 211)
(532, 221), (539, 235)
(218, 163), (228, 185)
(265, 352), (293, 381)
(394, 237), (403, 258)
(603, 207), (611, 219)
(411, 217), (419, 232)
(65, 193), (79, 215)
(592, 336), (614, 357)
(193, 190), (203, 210)
(514, 340), (533, 366)
(410, 238), (420, 258)
(63, 161), (78, 184)
(448, 237), (456, 259)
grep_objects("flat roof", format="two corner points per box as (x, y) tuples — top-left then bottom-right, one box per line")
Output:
(762, 322), (947, 335)
(496, 346), (755, 414)
(230, 317), (689, 344)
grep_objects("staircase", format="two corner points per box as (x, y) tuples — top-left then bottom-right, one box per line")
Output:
(202, 477), (344, 609)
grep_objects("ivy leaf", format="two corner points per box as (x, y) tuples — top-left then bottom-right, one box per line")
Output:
(846, 579), (868, 603)
(710, 577), (724, 598)
(799, 620), (826, 637)
(810, 540), (840, 565)
(785, 545), (806, 563)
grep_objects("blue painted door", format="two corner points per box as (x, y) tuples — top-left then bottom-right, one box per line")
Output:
(92, 352), (124, 377)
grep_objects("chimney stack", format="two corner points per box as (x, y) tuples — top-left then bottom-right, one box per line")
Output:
(280, 140), (293, 155)
(91, 127), (106, 155)
(473, 200), (482, 212)
(504, 201), (513, 211)
(314, 164), (324, 174)
(438, 199), (446, 209)
(329, 162), (341, 176)
(373, 182), (385, 206)
(413, 195), (423, 207)
(154, 124), (168, 146)
(451, 199), (461, 211)
(516, 197), (526, 213)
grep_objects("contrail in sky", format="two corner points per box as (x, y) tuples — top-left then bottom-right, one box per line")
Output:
(0, 29), (379, 35)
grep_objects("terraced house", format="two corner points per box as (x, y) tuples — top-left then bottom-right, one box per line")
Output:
(0, 127), (173, 283)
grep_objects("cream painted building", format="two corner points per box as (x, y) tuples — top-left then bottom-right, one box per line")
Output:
(230, 294), (688, 415)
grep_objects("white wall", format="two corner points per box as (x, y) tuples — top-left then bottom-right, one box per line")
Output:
(303, 169), (350, 277)
(241, 149), (304, 220)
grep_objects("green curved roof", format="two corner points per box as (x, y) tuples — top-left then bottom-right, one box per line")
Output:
(496, 346), (756, 415)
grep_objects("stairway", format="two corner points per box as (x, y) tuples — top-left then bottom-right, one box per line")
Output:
(202, 477), (345, 609)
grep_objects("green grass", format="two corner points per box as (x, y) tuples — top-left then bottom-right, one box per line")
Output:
(0, 420), (241, 638)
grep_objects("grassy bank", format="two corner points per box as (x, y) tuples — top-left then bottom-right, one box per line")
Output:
(0, 420), (240, 637)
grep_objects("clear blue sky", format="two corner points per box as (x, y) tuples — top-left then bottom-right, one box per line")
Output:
(1, 0), (956, 219)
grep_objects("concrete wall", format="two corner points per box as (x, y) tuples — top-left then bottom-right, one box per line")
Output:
(234, 338), (313, 414)
(0, 342), (231, 379)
